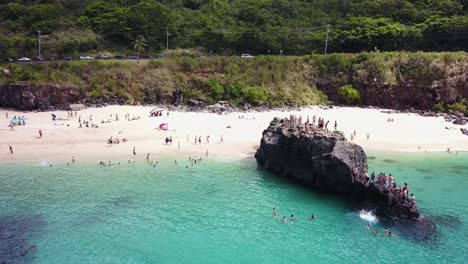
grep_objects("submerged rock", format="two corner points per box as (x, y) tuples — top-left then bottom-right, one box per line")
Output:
(255, 117), (419, 219)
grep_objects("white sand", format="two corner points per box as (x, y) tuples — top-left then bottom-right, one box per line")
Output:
(1, 105), (467, 162)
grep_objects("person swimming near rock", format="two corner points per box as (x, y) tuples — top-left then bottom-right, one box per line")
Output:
(367, 224), (371, 230)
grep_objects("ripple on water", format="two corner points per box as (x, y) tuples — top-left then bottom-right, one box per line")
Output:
(0, 214), (45, 264)
(367, 156), (377, 160)
(383, 159), (396, 164)
(416, 168), (432, 174)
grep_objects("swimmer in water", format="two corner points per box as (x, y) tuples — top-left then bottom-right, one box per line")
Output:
(384, 227), (389, 234)
(291, 214), (296, 221)
(387, 231), (392, 237)
(272, 208), (277, 217)
(367, 224), (371, 230)
(310, 214), (315, 220)
(373, 230), (378, 236)
(282, 216), (287, 223)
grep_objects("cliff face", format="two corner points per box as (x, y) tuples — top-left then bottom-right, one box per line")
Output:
(255, 118), (419, 219)
(0, 82), (84, 110)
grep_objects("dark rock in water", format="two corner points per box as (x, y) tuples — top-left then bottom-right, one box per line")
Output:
(255, 117), (419, 219)
(431, 214), (462, 229)
(380, 217), (439, 244)
(0, 215), (45, 264)
(452, 118), (467, 125)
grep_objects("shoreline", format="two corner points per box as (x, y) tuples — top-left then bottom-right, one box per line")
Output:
(1, 105), (467, 162)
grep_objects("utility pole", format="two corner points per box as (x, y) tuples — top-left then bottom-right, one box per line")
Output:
(324, 24), (331, 55)
(37, 30), (41, 57)
(166, 27), (170, 50)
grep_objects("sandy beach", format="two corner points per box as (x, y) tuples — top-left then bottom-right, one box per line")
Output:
(1, 105), (467, 162)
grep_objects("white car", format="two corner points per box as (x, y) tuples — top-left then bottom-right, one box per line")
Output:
(79, 56), (94, 60)
(17, 57), (31, 62)
(241, 54), (254, 58)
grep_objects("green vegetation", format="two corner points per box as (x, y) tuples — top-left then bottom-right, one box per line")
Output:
(1, 0), (468, 57)
(1, 52), (466, 113)
(338, 85), (361, 104)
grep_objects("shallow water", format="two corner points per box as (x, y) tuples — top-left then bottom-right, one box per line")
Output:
(0, 152), (467, 264)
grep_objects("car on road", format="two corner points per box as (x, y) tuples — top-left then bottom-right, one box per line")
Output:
(4, 58), (14, 63)
(17, 57), (31, 62)
(63, 56), (73, 61)
(241, 54), (254, 58)
(79, 56), (94, 60)
(32, 57), (45, 61)
(96, 55), (110, 60)
(127, 55), (139, 60)
(141, 55), (153, 59)
(114, 55), (125, 60)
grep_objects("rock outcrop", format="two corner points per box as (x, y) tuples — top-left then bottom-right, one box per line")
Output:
(255, 118), (419, 219)
(0, 82), (84, 110)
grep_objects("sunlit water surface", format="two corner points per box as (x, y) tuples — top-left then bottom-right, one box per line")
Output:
(0, 152), (467, 264)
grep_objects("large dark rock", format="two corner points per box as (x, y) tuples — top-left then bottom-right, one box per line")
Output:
(0, 82), (84, 110)
(255, 117), (419, 219)
(453, 118), (467, 125)
(461, 128), (468, 136)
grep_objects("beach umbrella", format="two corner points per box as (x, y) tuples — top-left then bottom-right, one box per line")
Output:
(159, 123), (169, 130)
(10, 118), (20, 124)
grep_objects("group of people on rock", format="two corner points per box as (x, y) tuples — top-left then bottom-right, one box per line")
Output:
(356, 170), (417, 212)
(285, 114), (334, 133)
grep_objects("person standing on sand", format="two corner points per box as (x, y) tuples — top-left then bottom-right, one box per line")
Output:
(220, 135), (224, 143)
(178, 141), (180, 150)
(133, 147), (136, 156)
(334, 121), (337, 131)
(5, 112), (8, 119)
(9, 145), (13, 154)
(38, 129), (43, 138)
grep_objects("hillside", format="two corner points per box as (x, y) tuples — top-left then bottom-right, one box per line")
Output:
(1, 0), (468, 57)
(1, 52), (467, 115)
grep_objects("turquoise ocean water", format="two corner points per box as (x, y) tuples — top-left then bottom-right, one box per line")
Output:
(0, 152), (467, 264)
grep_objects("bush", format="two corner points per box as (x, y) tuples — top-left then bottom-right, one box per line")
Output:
(242, 86), (267, 104)
(207, 79), (224, 100)
(338, 84), (361, 104)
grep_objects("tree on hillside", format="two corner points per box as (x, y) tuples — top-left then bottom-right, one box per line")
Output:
(133, 35), (146, 63)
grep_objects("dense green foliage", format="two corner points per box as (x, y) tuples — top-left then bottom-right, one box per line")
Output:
(1, 52), (466, 114)
(1, 0), (468, 57)
(338, 84), (361, 104)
